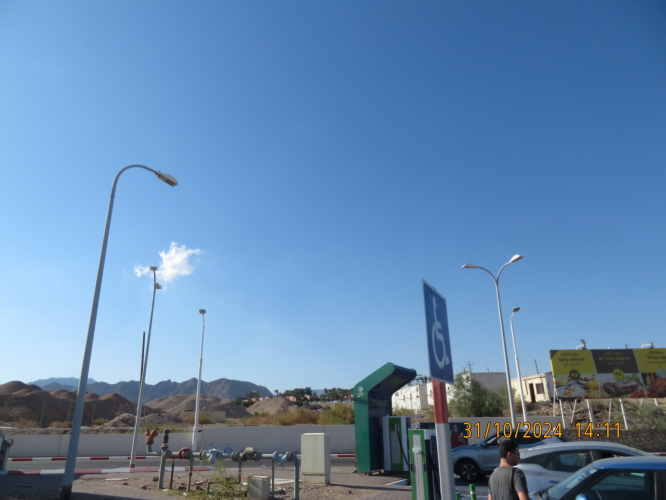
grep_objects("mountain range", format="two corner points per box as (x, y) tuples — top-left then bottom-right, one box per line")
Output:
(28, 377), (272, 404)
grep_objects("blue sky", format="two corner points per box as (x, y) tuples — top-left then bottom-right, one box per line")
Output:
(1, 1), (664, 393)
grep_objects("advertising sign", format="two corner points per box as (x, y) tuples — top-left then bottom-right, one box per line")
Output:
(550, 349), (666, 399)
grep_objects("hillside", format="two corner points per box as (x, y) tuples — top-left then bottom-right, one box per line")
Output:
(0, 381), (142, 426)
(146, 394), (250, 419)
(27, 377), (273, 403)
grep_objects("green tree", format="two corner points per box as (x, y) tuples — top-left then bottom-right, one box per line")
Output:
(449, 372), (503, 418)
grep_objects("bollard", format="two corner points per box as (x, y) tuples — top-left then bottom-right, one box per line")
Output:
(456, 493), (461, 500)
(470, 483), (476, 500)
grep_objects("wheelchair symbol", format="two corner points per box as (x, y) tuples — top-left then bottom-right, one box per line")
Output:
(432, 297), (449, 369)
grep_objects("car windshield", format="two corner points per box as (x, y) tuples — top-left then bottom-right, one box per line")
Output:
(541, 463), (598, 500)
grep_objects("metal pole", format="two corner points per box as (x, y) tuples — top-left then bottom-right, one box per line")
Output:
(492, 275), (517, 428)
(130, 268), (159, 467)
(559, 399), (567, 429)
(510, 309), (528, 422)
(60, 164), (177, 500)
(619, 399), (629, 430)
(192, 310), (206, 452)
(432, 380), (456, 500)
(587, 399), (595, 425)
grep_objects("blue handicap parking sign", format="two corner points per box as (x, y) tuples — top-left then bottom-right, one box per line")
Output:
(422, 280), (454, 384)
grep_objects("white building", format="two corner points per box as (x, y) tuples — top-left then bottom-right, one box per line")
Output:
(392, 382), (454, 410)
(511, 372), (554, 403)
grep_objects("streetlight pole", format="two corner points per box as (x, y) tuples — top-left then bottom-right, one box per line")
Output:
(60, 165), (177, 500)
(510, 307), (528, 422)
(129, 267), (161, 467)
(462, 255), (524, 428)
(192, 309), (206, 452)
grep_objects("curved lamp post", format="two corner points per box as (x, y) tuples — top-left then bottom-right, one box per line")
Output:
(192, 309), (206, 452)
(462, 254), (524, 428)
(510, 307), (528, 422)
(129, 267), (161, 467)
(60, 165), (177, 500)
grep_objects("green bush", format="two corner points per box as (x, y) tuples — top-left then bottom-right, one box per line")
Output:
(319, 404), (354, 425)
(449, 372), (503, 418)
(92, 418), (109, 426)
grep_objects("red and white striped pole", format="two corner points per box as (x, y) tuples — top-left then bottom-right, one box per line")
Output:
(432, 380), (456, 500)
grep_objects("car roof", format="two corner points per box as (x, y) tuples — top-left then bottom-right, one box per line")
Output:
(521, 441), (646, 456)
(592, 456), (666, 470)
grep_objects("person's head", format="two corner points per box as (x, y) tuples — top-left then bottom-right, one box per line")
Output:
(452, 424), (458, 432)
(499, 440), (520, 465)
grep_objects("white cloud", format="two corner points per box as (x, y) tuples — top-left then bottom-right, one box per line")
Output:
(134, 242), (202, 287)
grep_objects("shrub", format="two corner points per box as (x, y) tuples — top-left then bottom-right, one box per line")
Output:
(449, 372), (503, 418)
(183, 415), (215, 425)
(92, 418), (109, 426)
(318, 404), (354, 425)
(52, 421), (73, 429)
(15, 419), (39, 428)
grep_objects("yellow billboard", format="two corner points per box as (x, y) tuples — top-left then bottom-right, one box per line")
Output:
(550, 349), (666, 399)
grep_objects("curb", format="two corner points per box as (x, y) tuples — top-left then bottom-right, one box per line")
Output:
(0, 466), (214, 476)
(8, 453), (356, 462)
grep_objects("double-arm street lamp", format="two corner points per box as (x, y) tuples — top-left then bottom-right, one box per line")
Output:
(129, 266), (162, 467)
(462, 254), (524, 428)
(60, 165), (177, 500)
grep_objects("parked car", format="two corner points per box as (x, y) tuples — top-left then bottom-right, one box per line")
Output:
(517, 441), (649, 492)
(529, 456), (666, 500)
(452, 433), (570, 482)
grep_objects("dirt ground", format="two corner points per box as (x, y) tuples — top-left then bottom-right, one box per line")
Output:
(1, 472), (381, 500)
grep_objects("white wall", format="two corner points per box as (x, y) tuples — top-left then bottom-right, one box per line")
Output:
(6, 425), (356, 458)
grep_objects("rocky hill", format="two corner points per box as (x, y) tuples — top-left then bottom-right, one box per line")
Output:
(27, 377), (272, 403)
(0, 381), (141, 426)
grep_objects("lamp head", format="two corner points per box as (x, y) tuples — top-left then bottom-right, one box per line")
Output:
(150, 266), (158, 271)
(199, 309), (206, 315)
(462, 263), (478, 269)
(155, 170), (178, 187)
(509, 255), (524, 263)
(512, 307), (520, 313)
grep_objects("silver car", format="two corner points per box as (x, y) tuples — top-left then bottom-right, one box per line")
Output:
(451, 433), (570, 482)
(517, 441), (649, 493)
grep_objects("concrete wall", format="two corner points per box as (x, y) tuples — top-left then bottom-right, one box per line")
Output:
(6, 425), (356, 458)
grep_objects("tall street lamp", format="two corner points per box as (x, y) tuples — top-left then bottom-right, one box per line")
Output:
(60, 165), (177, 500)
(510, 307), (528, 422)
(129, 266), (161, 467)
(192, 309), (206, 452)
(462, 254), (524, 428)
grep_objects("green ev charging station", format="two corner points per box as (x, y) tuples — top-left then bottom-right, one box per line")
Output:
(408, 428), (441, 500)
(354, 362), (416, 474)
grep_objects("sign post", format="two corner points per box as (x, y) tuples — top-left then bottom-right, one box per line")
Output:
(422, 279), (456, 500)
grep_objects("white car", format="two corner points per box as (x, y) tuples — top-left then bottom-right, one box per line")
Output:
(517, 441), (649, 493)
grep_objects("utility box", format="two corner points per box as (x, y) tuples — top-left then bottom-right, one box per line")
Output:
(247, 475), (270, 500)
(382, 415), (410, 472)
(301, 433), (331, 484)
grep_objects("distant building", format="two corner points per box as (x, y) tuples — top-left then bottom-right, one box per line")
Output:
(391, 382), (454, 411)
(512, 372), (554, 403)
